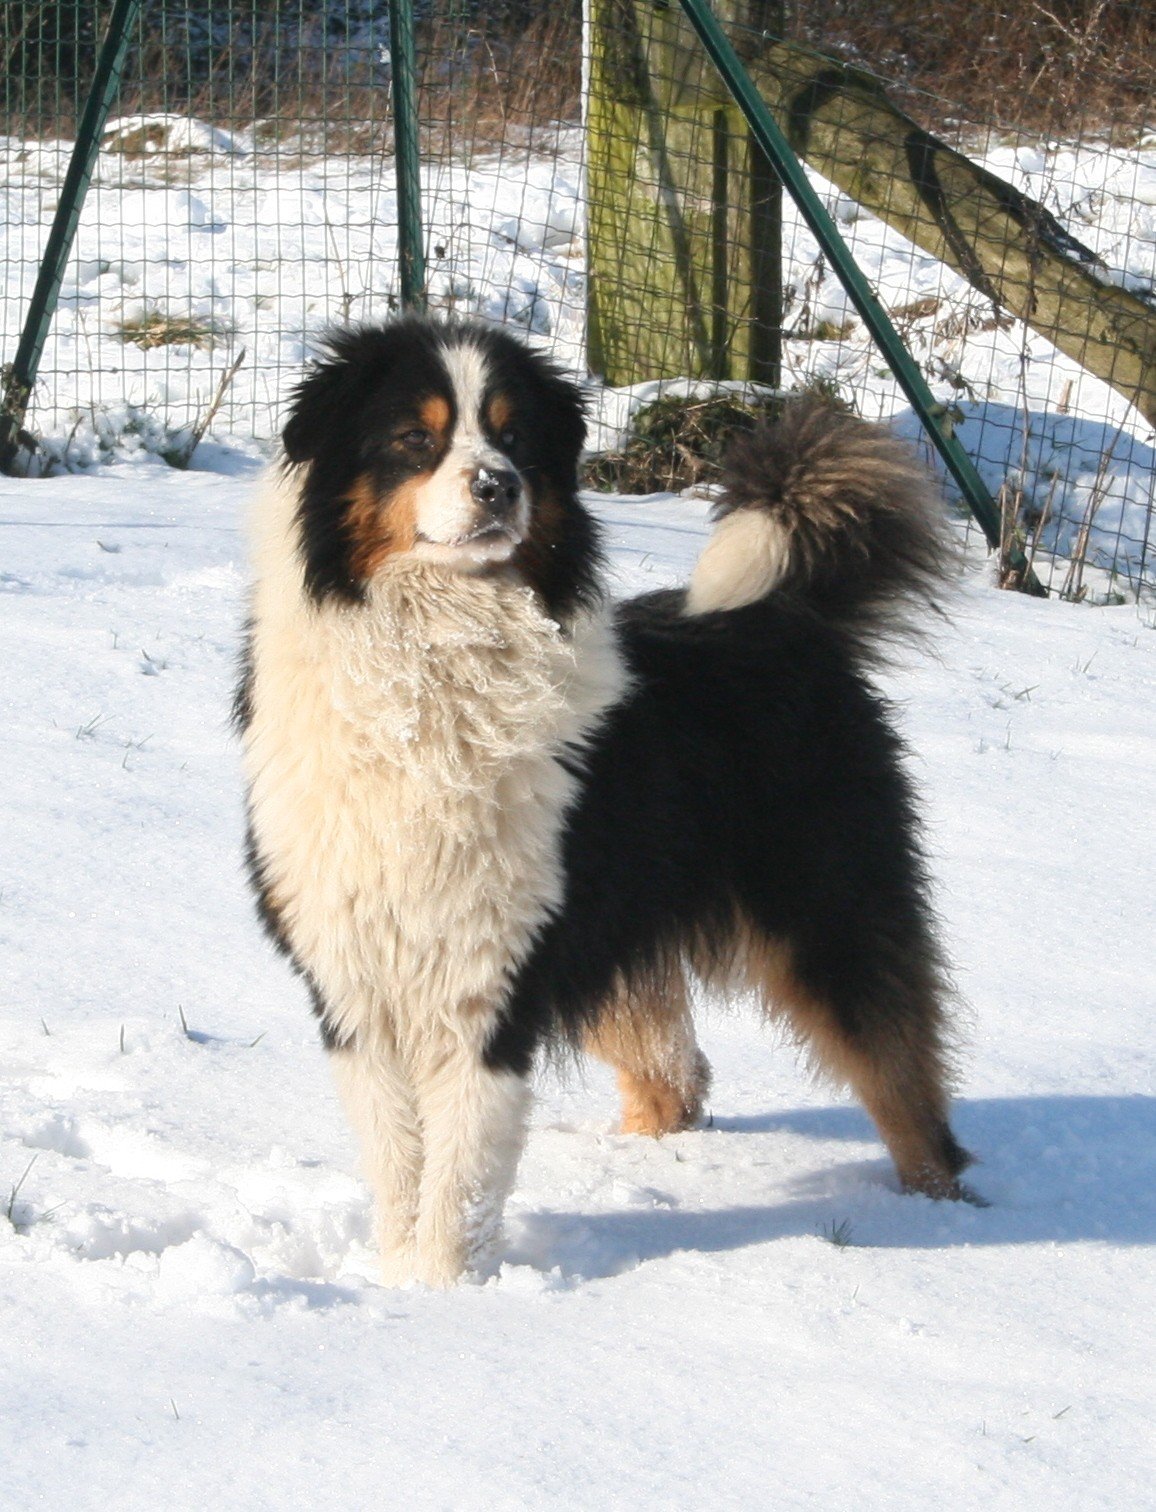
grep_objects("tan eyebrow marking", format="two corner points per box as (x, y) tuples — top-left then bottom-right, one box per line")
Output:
(486, 391), (515, 435)
(418, 394), (452, 438)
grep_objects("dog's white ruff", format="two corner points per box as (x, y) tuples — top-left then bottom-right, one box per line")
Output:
(243, 471), (627, 1283)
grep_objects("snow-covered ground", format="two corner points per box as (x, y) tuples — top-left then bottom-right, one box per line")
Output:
(2, 458), (1154, 1508)
(2, 117), (1155, 592)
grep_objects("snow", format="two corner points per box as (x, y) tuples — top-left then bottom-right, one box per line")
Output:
(101, 115), (251, 160)
(2, 459), (1155, 1508)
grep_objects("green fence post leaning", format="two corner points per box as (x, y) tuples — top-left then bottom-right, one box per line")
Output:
(674, 0), (1043, 593)
(0, 0), (145, 475)
(389, 0), (427, 313)
(747, 0), (784, 391)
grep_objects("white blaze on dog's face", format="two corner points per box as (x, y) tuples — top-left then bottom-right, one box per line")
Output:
(408, 341), (530, 568)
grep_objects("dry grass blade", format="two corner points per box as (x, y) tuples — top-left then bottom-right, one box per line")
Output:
(6, 1155), (37, 1224)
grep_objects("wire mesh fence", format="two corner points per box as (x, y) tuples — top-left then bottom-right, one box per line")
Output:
(1, 1), (586, 456)
(2, 0), (1154, 601)
(586, 0), (1156, 601)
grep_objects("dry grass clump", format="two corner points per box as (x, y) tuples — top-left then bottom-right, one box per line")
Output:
(584, 374), (857, 495)
(114, 310), (227, 352)
(102, 120), (181, 156)
(415, 4), (582, 155)
(582, 391), (785, 494)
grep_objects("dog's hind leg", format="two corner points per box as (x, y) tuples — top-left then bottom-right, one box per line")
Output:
(583, 966), (712, 1137)
(408, 1018), (532, 1287)
(330, 1034), (426, 1282)
(740, 929), (971, 1199)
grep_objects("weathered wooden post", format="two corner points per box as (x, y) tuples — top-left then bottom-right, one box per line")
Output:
(586, 0), (784, 387)
(588, 0), (1156, 425)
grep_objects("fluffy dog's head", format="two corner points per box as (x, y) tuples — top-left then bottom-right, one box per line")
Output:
(282, 318), (602, 621)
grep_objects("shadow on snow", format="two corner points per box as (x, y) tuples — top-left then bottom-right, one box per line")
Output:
(510, 1093), (1156, 1279)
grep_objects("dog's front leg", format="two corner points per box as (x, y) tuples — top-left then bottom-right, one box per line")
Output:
(409, 1021), (532, 1287)
(329, 1037), (425, 1284)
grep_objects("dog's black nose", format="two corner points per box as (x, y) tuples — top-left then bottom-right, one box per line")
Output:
(470, 467), (522, 514)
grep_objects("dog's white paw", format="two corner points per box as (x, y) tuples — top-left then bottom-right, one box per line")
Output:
(377, 1243), (422, 1288)
(377, 1239), (469, 1289)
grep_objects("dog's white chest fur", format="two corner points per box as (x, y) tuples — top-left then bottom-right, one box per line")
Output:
(243, 552), (626, 1050)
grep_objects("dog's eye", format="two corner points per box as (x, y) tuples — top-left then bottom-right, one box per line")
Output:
(499, 428), (517, 450)
(398, 428), (432, 450)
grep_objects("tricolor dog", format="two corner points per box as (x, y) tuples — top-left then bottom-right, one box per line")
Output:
(235, 317), (973, 1286)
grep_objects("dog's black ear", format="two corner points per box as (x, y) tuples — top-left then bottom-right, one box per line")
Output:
(518, 348), (587, 476)
(540, 367), (588, 463)
(282, 322), (426, 463)
(282, 354), (363, 464)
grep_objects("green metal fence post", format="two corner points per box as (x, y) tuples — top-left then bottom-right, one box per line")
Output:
(675, 0), (1043, 592)
(389, 0), (427, 313)
(0, 0), (144, 475)
(747, 0), (784, 390)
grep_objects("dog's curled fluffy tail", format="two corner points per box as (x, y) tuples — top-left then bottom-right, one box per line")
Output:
(686, 399), (951, 638)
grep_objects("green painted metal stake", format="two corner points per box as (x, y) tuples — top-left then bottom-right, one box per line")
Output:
(389, 0), (427, 313)
(675, 0), (1041, 591)
(0, 0), (144, 474)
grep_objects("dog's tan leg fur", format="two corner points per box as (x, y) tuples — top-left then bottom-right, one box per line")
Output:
(735, 931), (966, 1198)
(585, 968), (711, 1137)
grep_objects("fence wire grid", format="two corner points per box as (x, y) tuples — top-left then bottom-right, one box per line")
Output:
(2, 0), (1154, 602)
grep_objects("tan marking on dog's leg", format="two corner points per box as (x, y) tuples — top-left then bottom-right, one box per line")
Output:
(737, 930), (968, 1199)
(612, 1066), (709, 1138)
(585, 967), (711, 1137)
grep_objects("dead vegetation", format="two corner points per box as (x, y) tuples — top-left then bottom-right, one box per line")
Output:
(6, 0), (1149, 148)
(789, 0), (1155, 140)
(582, 391), (785, 494)
(2, 2), (583, 154)
(114, 310), (228, 352)
(582, 383), (855, 494)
